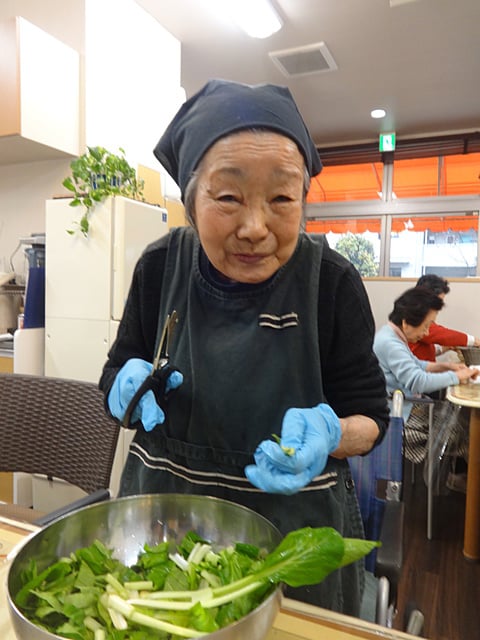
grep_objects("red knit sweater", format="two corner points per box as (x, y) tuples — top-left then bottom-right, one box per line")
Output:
(409, 322), (468, 361)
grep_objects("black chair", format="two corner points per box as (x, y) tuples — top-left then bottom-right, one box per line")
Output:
(0, 372), (120, 526)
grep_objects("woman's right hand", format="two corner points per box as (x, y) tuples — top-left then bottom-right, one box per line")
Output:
(108, 358), (183, 430)
(456, 366), (479, 384)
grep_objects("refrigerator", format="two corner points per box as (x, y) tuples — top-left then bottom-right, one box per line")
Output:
(36, 195), (169, 508)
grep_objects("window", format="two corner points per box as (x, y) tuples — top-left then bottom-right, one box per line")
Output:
(306, 134), (480, 277)
(389, 213), (478, 277)
(306, 218), (381, 276)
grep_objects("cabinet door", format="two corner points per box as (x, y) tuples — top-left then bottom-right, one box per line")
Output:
(111, 197), (168, 320)
(45, 317), (110, 381)
(46, 198), (113, 321)
(0, 17), (80, 162)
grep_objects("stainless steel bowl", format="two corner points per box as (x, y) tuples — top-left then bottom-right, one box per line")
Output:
(7, 494), (283, 640)
(457, 346), (480, 366)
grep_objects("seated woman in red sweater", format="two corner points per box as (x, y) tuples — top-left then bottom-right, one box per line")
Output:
(409, 274), (480, 362)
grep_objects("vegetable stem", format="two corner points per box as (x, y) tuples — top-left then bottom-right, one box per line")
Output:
(108, 594), (206, 638)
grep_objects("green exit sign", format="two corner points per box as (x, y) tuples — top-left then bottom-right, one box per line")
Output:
(379, 132), (396, 152)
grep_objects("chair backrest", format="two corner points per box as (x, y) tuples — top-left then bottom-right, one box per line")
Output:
(0, 373), (120, 494)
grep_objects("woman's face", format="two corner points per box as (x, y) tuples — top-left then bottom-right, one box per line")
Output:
(402, 309), (438, 343)
(193, 130), (306, 283)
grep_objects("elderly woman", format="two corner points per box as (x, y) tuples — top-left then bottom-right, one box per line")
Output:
(99, 79), (388, 615)
(374, 287), (477, 484)
(374, 286), (477, 415)
(409, 274), (480, 362)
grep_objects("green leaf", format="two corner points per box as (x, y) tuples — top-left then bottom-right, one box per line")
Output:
(188, 601), (219, 633)
(62, 146), (143, 236)
(75, 540), (119, 575)
(55, 622), (86, 640)
(136, 541), (170, 570)
(257, 527), (346, 587)
(234, 542), (261, 559)
(15, 559), (73, 607)
(63, 177), (76, 192)
(340, 537), (381, 568)
(178, 532), (208, 558)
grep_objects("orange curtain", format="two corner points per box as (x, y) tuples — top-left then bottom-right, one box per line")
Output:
(306, 219), (380, 233)
(391, 216), (477, 232)
(306, 215), (478, 235)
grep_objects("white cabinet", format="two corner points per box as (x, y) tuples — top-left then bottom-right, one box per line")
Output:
(45, 196), (168, 384)
(0, 16), (80, 164)
(41, 196), (169, 507)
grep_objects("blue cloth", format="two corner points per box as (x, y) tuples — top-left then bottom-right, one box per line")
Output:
(373, 323), (458, 420)
(349, 414), (404, 572)
(153, 79), (322, 198)
(23, 267), (45, 328)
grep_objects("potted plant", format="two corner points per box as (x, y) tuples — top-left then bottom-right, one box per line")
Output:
(62, 146), (144, 236)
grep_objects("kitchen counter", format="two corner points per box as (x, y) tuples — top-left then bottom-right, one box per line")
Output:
(0, 337), (14, 370)
(0, 340), (13, 357)
(0, 516), (426, 640)
(267, 599), (425, 640)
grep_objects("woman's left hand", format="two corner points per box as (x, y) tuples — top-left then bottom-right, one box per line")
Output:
(245, 404), (342, 494)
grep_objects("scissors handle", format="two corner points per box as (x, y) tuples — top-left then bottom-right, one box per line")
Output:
(122, 363), (179, 428)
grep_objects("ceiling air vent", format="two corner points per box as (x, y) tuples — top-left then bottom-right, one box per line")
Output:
(269, 42), (337, 78)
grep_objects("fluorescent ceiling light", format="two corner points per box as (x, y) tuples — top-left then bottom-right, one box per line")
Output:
(371, 108), (386, 119)
(389, 0), (420, 6)
(208, 0), (282, 39)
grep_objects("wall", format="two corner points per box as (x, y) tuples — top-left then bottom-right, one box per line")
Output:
(84, 0), (182, 172)
(364, 278), (480, 338)
(0, 0), (182, 281)
(0, 159), (71, 279)
(0, 0), (85, 52)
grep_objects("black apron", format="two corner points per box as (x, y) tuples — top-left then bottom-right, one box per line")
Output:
(119, 228), (365, 616)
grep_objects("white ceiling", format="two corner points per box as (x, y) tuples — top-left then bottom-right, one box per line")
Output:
(135, 0), (480, 148)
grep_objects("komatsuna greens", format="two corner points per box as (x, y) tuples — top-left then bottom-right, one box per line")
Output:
(14, 527), (379, 639)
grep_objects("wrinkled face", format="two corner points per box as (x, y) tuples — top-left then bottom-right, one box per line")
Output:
(402, 309), (438, 343)
(193, 130), (306, 283)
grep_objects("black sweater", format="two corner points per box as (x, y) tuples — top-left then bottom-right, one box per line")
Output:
(100, 229), (388, 442)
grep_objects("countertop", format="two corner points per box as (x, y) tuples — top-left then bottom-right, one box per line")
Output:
(0, 338), (13, 358)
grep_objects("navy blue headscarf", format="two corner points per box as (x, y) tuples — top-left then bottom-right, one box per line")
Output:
(153, 79), (322, 200)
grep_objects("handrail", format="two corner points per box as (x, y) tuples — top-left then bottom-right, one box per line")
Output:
(391, 390), (404, 418)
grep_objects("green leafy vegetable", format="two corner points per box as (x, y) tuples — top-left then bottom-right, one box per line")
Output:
(15, 527), (379, 639)
(271, 433), (295, 456)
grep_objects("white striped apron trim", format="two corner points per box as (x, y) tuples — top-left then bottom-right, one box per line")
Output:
(258, 312), (299, 329)
(129, 442), (338, 493)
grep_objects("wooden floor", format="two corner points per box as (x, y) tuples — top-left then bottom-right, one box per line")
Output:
(394, 462), (480, 639)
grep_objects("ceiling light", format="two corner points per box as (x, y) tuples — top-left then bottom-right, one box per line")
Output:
(389, 0), (420, 6)
(208, 0), (282, 39)
(371, 108), (386, 119)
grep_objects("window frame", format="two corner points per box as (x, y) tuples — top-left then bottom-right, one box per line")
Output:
(306, 194), (480, 276)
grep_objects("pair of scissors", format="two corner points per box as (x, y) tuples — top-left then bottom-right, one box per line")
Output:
(122, 310), (179, 428)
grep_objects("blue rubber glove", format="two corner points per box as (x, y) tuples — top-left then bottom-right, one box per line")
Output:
(245, 403), (342, 495)
(107, 358), (183, 432)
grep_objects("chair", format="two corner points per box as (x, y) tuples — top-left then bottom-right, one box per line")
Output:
(350, 390), (423, 633)
(405, 394), (466, 540)
(0, 372), (120, 526)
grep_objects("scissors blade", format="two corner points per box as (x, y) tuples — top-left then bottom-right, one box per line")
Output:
(152, 310), (178, 370)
